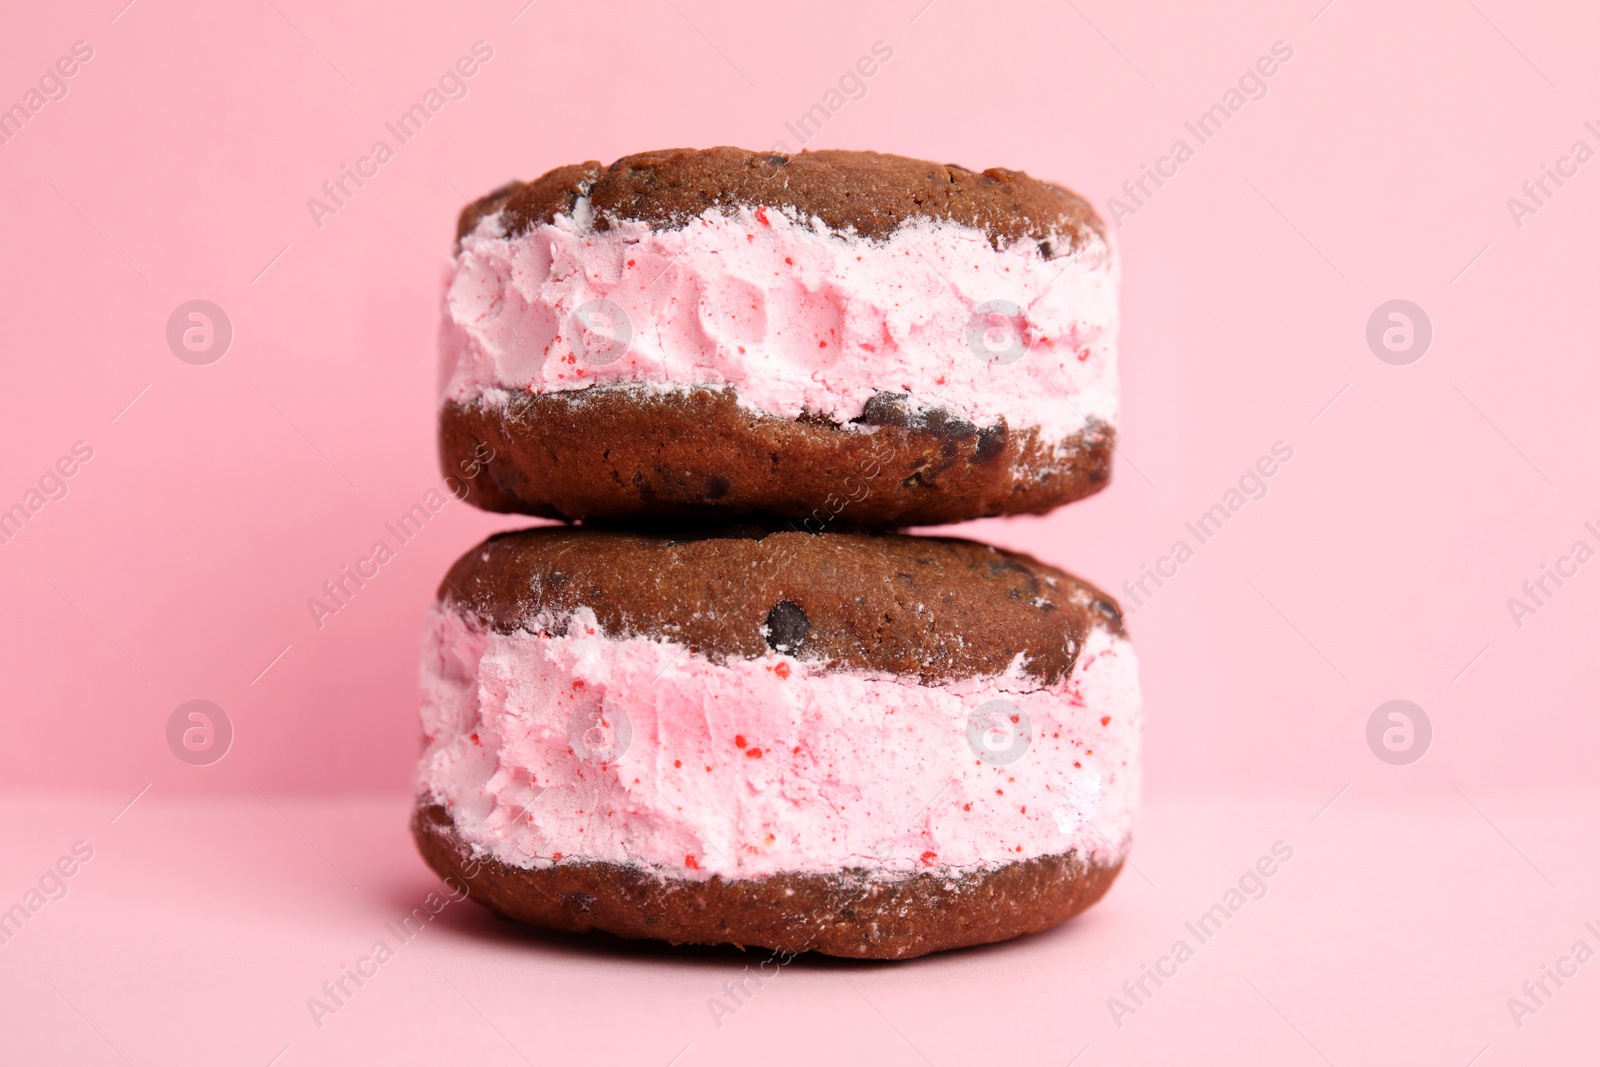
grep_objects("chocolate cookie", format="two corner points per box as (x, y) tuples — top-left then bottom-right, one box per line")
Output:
(440, 146), (1119, 528)
(455, 147), (1105, 253)
(442, 386), (1112, 527)
(413, 526), (1142, 958)
(437, 525), (1122, 684)
(414, 802), (1123, 959)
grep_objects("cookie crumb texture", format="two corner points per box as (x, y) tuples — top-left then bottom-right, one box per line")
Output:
(414, 803), (1122, 959)
(442, 386), (1112, 526)
(458, 146), (1105, 252)
(437, 525), (1123, 686)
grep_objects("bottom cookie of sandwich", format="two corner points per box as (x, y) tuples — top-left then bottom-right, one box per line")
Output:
(414, 802), (1123, 960)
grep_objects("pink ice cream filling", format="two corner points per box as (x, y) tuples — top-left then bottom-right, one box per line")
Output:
(417, 605), (1142, 881)
(439, 200), (1118, 444)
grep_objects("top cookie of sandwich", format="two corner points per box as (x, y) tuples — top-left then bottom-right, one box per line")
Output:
(456, 147), (1105, 256)
(438, 526), (1125, 687)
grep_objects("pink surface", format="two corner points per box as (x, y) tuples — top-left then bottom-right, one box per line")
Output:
(1, 0), (1596, 1060)
(4, 789), (1599, 1064)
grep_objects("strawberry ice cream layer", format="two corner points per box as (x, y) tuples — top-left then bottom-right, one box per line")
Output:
(440, 200), (1118, 443)
(416, 604), (1142, 881)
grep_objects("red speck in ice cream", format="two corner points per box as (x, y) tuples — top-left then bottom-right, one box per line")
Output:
(734, 735), (748, 749)
(552, 852), (562, 861)
(673, 759), (682, 768)
(773, 662), (790, 679)
(1074, 761), (1082, 768)
(626, 259), (635, 267)
(1101, 716), (1111, 726)
(920, 851), (937, 865)
(818, 340), (828, 348)
(746, 747), (763, 759)
(784, 256), (793, 265)
(684, 854), (700, 869)
(755, 206), (771, 226)
(469, 733), (480, 745)
(573, 679), (585, 690)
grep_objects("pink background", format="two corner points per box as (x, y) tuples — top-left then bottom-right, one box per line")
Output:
(3, 0), (1597, 1062)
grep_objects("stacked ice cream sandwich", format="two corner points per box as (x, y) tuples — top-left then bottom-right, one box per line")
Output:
(413, 147), (1141, 959)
